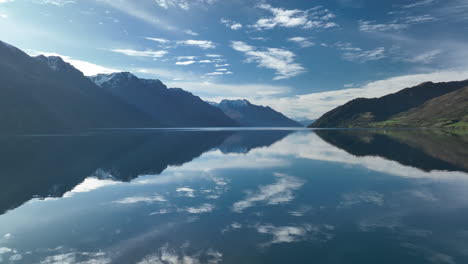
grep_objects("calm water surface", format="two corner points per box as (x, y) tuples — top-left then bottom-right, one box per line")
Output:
(0, 129), (467, 264)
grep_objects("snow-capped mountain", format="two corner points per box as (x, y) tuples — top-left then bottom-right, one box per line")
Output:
(89, 72), (239, 127)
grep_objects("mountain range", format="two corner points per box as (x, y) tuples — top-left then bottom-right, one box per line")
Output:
(310, 80), (468, 128)
(213, 99), (302, 127)
(0, 40), (300, 133)
(89, 72), (238, 127)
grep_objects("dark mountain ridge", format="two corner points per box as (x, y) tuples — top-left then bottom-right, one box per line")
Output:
(311, 80), (468, 128)
(0, 40), (159, 133)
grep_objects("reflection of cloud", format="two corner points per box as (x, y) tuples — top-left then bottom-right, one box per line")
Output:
(338, 191), (384, 209)
(221, 222), (242, 233)
(289, 205), (313, 216)
(40, 251), (111, 264)
(266, 132), (468, 181)
(256, 224), (334, 246)
(113, 194), (166, 204)
(0, 247), (12, 254)
(232, 173), (305, 213)
(176, 187), (196, 197)
(181, 203), (215, 214)
(136, 244), (222, 264)
(63, 177), (119, 198)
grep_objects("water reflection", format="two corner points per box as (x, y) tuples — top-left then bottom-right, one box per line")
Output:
(0, 129), (467, 263)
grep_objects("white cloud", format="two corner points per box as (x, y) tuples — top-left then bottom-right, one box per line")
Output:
(0, 13), (7, 18)
(110, 49), (168, 58)
(256, 224), (334, 246)
(403, 49), (441, 64)
(205, 71), (233, 76)
(0, 247), (12, 254)
(215, 63), (229, 67)
(40, 251), (111, 264)
(136, 245), (222, 264)
(33, 0), (75, 6)
(253, 4), (338, 30)
(359, 15), (436, 32)
(113, 194), (167, 204)
(220, 18), (243, 30)
(26, 50), (120, 76)
(0, 0), (14, 3)
(232, 173), (304, 212)
(175, 60), (196, 65)
(63, 177), (119, 198)
(335, 42), (386, 62)
(165, 80), (291, 99)
(182, 203), (215, 214)
(249, 68), (468, 119)
(176, 187), (195, 197)
(288, 37), (315, 48)
(199, 59), (212, 63)
(154, 0), (217, 10)
(206, 54), (222, 58)
(401, 0), (436, 9)
(177, 39), (215, 49)
(145, 37), (170, 44)
(231, 41), (305, 80)
(184, 29), (199, 36)
(176, 56), (197, 60)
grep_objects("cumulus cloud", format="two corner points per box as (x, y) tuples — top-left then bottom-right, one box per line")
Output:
(177, 40), (215, 49)
(113, 194), (167, 204)
(183, 29), (199, 36)
(232, 173), (304, 212)
(175, 60), (196, 65)
(205, 71), (233, 76)
(182, 203), (215, 214)
(0, 0), (14, 3)
(253, 4), (338, 30)
(256, 224), (334, 246)
(288, 37), (315, 48)
(335, 42), (386, 62)
(110, 49), (168, 58)
(220, 18), (243, 30)
(231, 41), (305, 80)
(176, 187), (196, 197)
(63, 177), (119, 198)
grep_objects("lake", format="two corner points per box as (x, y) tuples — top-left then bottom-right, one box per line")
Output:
(0, 129), (467, 264)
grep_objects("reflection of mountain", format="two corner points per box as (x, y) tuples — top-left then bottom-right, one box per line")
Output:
(316, 129), (468, 173)
(218, 130), (293, 154)
(0, 130), (293, 215)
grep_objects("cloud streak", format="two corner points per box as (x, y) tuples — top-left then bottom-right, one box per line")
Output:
(231, 41), (305, 80)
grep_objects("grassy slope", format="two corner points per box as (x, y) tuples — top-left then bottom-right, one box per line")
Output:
(372, 86), (468, 128)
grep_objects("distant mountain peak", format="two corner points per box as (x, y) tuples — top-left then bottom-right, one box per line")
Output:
(220, 99), (251, 107)
(34, 55), (76, 73)
(216, 99), (302, 127)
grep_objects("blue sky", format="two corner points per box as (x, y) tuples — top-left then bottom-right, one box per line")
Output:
(1, 0), (468, 119)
